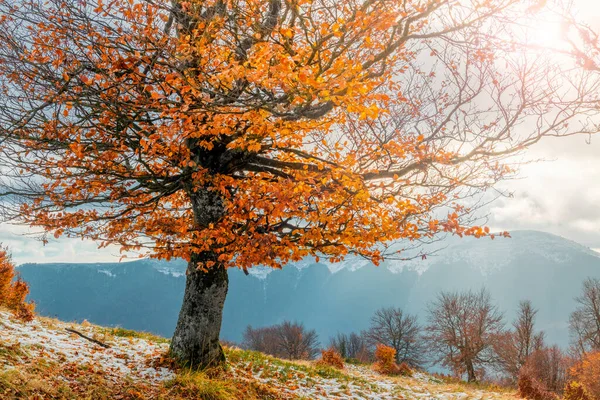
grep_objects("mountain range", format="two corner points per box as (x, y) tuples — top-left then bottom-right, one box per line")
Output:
(16, 230), (600, 348)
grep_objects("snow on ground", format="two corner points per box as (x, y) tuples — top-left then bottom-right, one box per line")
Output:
(227, 353), (516, 400)
(0, 312), (517, 399)
(0, 311), (174, 384)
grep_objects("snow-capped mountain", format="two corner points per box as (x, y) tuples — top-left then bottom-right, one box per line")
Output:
(17, 230), (600, 349)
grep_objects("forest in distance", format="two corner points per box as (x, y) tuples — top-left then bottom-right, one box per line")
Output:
(238, 280), (600, 397)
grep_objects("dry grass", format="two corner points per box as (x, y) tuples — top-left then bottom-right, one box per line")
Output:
(0, 311), (522, 400)
(0, 310), (284, 400)
(385, 374), (519, 400)
(0, 355), (159, 399)
(0, 342), (282, 400)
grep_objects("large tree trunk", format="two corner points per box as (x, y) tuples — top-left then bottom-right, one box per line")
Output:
(170, 187), (228, 369)
(170, 253), (228, 369)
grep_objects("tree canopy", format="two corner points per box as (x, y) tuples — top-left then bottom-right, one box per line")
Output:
(0, 0), (597, 270)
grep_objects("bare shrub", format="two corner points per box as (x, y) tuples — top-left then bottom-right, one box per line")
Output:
(397, 362), (413, 377)
(242, 321), (320, 360)
(365, 307), (424, 368)
(329, 332), (370, 362)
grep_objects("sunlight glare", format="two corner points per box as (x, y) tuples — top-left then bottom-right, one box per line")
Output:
(525, 9), (569, 50)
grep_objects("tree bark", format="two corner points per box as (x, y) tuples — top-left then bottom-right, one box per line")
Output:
(170, 187), (228, 369)
(170, 253), (228, 369)
(466, 359), (477, 382)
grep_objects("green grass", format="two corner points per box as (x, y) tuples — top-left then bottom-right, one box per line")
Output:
(99, 326), (170, 344)
(163, 371), (245, 400)
(0, 342), (27, 365)
(224, 346), (373, 388)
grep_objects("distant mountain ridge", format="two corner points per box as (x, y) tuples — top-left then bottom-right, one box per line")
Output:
(17, 230), (600, 349)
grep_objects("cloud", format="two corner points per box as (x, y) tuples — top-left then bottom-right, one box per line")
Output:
(0, 224), (134, 266)
(488, 134), (600, 249)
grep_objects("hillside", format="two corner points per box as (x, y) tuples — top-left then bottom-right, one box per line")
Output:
(0, 310), (518, 399)
(17, 230), (600, 348)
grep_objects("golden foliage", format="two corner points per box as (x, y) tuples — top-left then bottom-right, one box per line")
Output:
(316, 347), (345, 370)
(373, 344), (399, 375)
(569, 351), (600, 399)
(0, 247), (34, 322)
(564, 381), (593, 400)
(0, 0), (572, 273)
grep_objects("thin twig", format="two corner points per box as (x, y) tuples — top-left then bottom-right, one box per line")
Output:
(65, 328), (110, 349)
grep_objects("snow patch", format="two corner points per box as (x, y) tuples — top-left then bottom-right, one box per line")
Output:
(98, 269), (116, 278)
(155, 267), (185, 278)
(0, 311), (174, 384)
(247, 266), (273, 279)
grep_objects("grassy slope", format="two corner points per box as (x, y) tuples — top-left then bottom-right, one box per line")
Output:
(0, 310), (519, 400)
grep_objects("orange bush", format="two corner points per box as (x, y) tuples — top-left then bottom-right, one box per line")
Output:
(374, 344), (399, 375)
(569, 351), (600, 399)
(0, 247), (34, 321)
(317, 348), (345, 369)
(518, 369), (558, 400)
(564, 381), (593, 400)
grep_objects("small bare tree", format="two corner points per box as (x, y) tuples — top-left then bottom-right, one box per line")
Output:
(243, 321), (320, 360)
(495, 300), (545, 383)
(521, 345), (570, 395)
(515, 301), (544, 362)
(329, 332), (370, 362)
(275, 321), (320, 360)
(569, 278), (600, 356)
(242, 325), (279, 356)
(364, 307), (424, 368)
(425, 289), (504, 382)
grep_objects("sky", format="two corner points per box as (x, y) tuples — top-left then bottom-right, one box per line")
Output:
(3, 0), (600, 265)
(488, 0), (600, 251)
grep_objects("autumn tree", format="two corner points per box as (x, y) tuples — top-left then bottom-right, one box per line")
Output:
(570, 278), (600, 357)
(242, 321), (320, 360)
(425, 288), (504, 382)
(496, 300), (546, 383)
(0, 0), (598, 368)
(364, 307), (424, 368)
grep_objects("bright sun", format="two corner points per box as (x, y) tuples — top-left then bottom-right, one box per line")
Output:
(526, 9), (568, 50)
(531, 18), (564, 48)
(527, 0), (600, 51)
